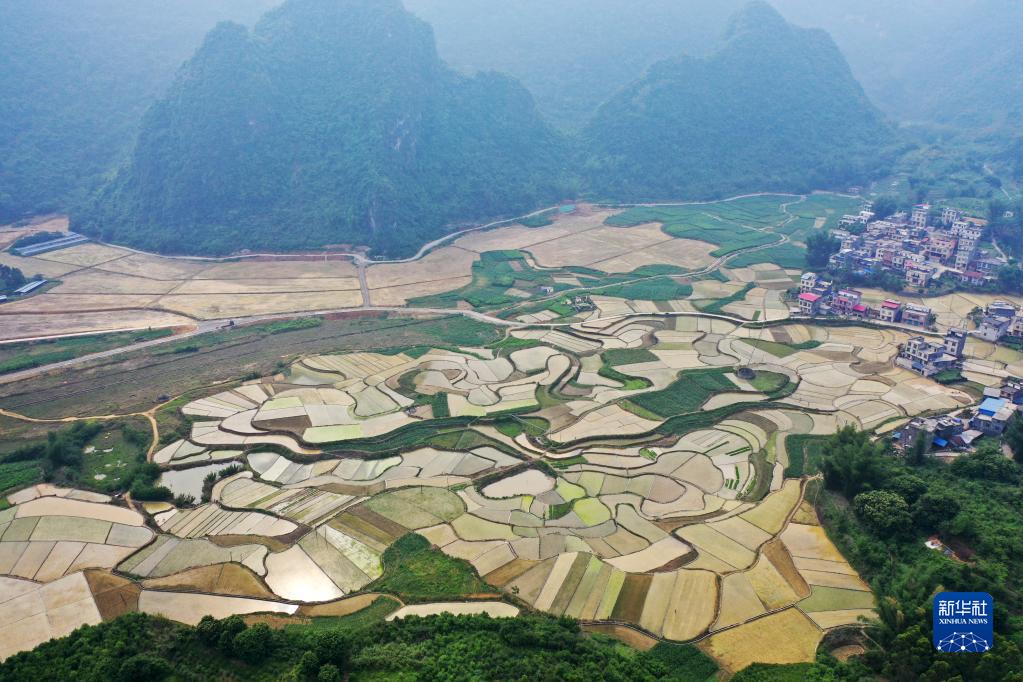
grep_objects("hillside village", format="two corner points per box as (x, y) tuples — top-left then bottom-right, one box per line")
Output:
(792, 202), (1023, 459)
(832, 203), (998, 287)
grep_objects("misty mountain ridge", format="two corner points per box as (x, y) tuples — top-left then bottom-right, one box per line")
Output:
(75, 0), (893, 256)
(583, 1), (893, 202)
(78, 0), (572, 256)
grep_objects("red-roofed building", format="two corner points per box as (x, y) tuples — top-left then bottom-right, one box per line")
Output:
(798, 292), (822, 316)
(878, 299), (903, 323)
(960, 270), (986, 286)
(832, 288), (863, 315)
(852, 303), (869, 318)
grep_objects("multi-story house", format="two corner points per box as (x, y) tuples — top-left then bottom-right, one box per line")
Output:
(878, 299), (903, 323)
(941, 207), (962, 225)
(905, 263), (932, 288)
(926, 235), (957, 263)
(798, 292), (822, 316)
(902, 304), (932, 328)
(910, 204), (931, 230)
(831, 289), (862, 315)
(895, 330), (965, 376)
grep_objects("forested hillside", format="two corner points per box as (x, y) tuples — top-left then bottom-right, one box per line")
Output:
(77, 0), (572, 256)
(583, 2), (893, 202)
(0, 0), (279, 223)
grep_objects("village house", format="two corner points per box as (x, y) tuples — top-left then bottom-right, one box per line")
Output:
(895, 329), (966, 377)
(901, 304), (932, 328)
(910, 204), (930, 230)
(799, 272), (832, 297)
(820, 204), (1002, 290)
(898, 415), (965, 452)
(878, 299), (903, 323)
(798, 292), (822, 316)
(831, 288), (862, 315)
(975, 300), (1018, 341)
(970, 397), (1018, 436)
(995, 376), (1023, 404)
(904, 263), (932, 288)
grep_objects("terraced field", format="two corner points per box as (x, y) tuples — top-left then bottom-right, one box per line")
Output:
(7, 196), (1022, 671)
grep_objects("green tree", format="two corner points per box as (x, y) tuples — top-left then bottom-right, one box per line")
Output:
(296, 652), (320, 679)
(317, 664), (342, 682)
(821, 426), (895, 498)
(950, 441), (1021, 482)
(998, 264), (1023, 294)
(871, 195), (900, 220)
(854, 489), (912, 537)
(912, 489), (961, 531)
(232, 622), (273, 663)
(1006, 416), (1023, 462)
(806, 231), (840, 269)
(118, 654), (171, 682)
(908, 433), (928, 467)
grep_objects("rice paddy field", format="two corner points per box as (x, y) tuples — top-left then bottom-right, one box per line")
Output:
(8, 193), (1023, 672)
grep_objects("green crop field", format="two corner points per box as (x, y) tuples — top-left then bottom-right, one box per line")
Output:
(624, 368), (736, 418)
(727, 242), (807, 269)
(0, 460), (42, 495)
(743, 339), (822, 358)
(603, 348), (658, 367)
(784, 434), (831, 477)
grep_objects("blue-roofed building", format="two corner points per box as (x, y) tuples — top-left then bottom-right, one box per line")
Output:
(978, 397), (1008, 416)
(972, 398), (1017, 436)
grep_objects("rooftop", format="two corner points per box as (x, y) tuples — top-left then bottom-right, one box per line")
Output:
(979, 397), (1008, 415)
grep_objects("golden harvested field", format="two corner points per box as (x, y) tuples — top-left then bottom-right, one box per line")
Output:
(197, 260), (359, 280)
(55, 270), (179, 295)
(453, 223), (588, 254)
(369, 278), (473, 306)
(97, 253), (211, 280)
(2, 293), (162, 313)
(715, 572), (765, 629)
(0, 251), (80, 278)
(141, 564), (275, 599)
(700, 608), (822, 673)
(660, 569), (717, 640)
(35, 243), (131, 267)
(171, 277), (361, 295)
(527, 222), (713, 270)
(365, 247), (478, 289)
(0, 309), (194, 341)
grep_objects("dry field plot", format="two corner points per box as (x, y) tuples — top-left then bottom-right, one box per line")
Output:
(701, 608), (823, 673)
(0, 310), (194, 341)
(0, 244), (370, 336)
(525, 220), (715, 272)
(34, 243), (130, 267)
(0, 251), (81, 278)
(367, 248), (480, 287)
